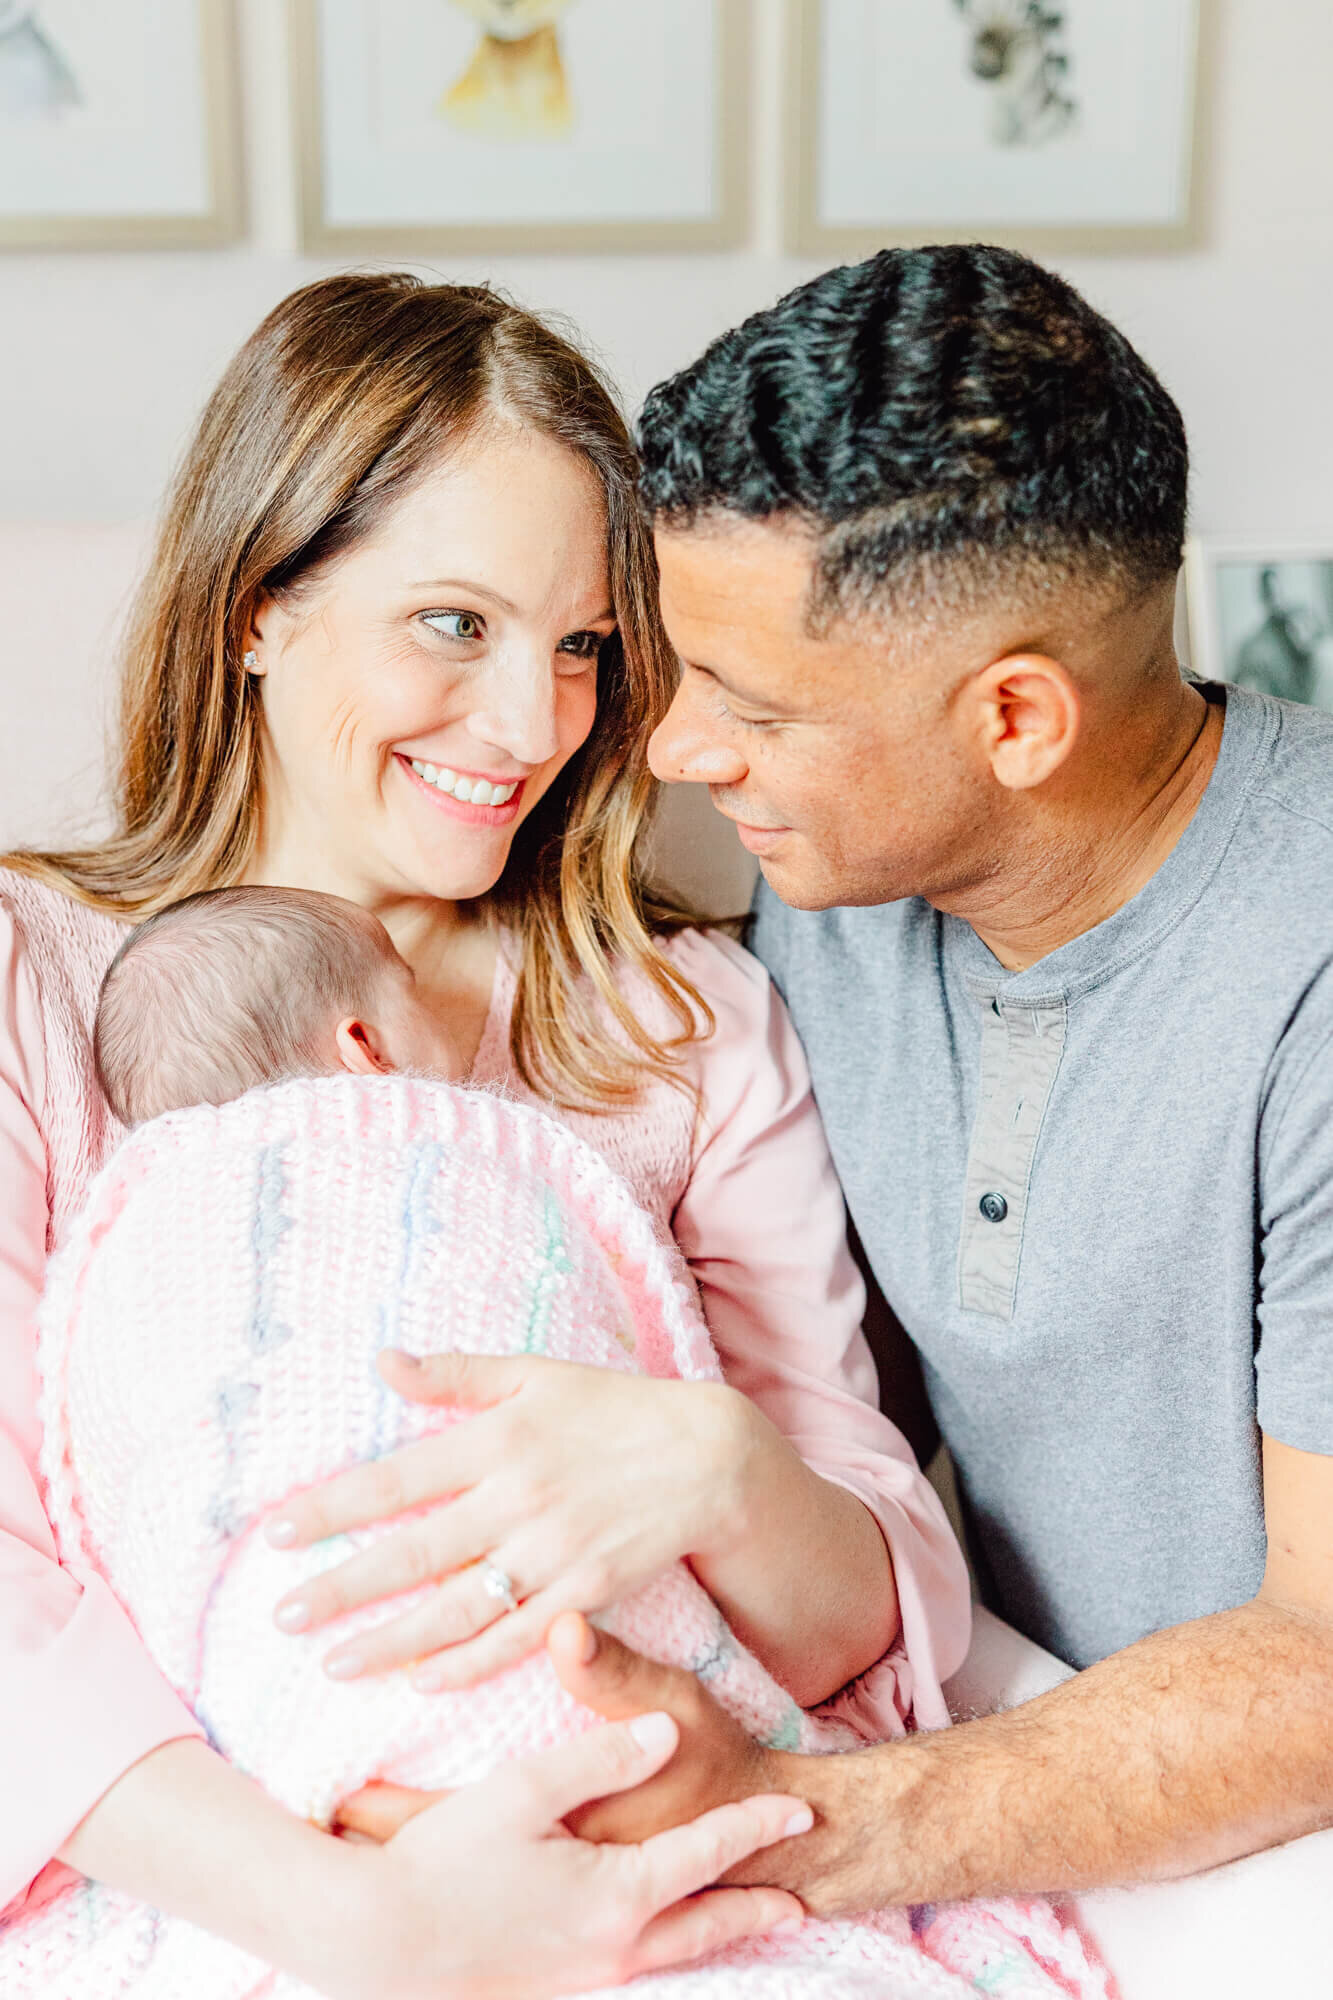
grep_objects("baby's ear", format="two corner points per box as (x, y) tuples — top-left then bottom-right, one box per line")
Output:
(334, 1017), (395, 1077)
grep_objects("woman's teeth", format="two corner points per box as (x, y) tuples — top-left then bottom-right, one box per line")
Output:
(409, 760), (518, 807)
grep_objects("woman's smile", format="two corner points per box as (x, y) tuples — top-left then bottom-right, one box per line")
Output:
(396, 752), (526, 826)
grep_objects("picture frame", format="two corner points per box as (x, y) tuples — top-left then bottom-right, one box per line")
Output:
(1185, 540), (1333, 711)
(785, 0), (1204, 256)
(0, 0), (243, 251)
(291, 0), (751, 255)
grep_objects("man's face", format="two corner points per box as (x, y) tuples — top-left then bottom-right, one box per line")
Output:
(648, 518), (992, 911)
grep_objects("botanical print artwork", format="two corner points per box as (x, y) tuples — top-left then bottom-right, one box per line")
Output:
(0, 1), (79, 121)
(442, 0), (581, 139)
(952, 0), (1076, 147)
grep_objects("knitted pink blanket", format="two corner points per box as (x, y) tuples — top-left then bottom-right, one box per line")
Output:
(9, 1075), (1111, 1998)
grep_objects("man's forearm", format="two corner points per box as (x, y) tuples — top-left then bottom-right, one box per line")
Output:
(775, 1597), (1333, 1912)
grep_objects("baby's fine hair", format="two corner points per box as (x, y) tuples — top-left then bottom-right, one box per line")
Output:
(94, 885), (404, 1127)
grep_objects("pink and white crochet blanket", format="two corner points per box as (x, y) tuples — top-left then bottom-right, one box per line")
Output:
(10, 1075), (1111, 1999)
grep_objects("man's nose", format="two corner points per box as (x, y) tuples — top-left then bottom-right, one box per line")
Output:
(648, 687), (748, 787)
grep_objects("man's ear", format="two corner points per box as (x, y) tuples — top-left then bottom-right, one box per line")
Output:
(334, 1018), (395, 1077)
(972, 653), (1081, 792)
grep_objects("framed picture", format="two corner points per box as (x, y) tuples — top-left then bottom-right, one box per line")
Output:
(0, 1), (242, 250)
(292, 0), (750, 254)
(786, 0), (1202, 255)
(1185, 541), (1333, 711)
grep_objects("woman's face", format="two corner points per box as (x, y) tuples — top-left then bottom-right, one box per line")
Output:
(248, 423), (613, 910)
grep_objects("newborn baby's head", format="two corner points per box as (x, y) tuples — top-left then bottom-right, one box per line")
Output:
(94, 885), (458, 1126)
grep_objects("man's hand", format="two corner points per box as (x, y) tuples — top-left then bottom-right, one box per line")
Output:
(547, 1613), (783, 1844)
(335, 1613), (906, 1915)
(546, 1613), (899, 1915)
(333, 1613), (780, 1851)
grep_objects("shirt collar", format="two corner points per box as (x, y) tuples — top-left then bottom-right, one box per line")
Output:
(946, 682), (1273, 1007)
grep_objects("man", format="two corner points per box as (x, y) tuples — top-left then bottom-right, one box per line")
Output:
(552, 244), (1333, 1913)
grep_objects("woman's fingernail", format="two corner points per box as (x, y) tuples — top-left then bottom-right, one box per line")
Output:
(266, 1518), (298, 1548)
(385, 1349), (419, 1369)
(577, 1619), (598, 1665)
(628, 1711), (676, 1757)
(274, 1599), (311, 1633)
(325, 1651), (363, 1681)
(772, 1914), (805, 1935)
(781, 1807), (814, 1839)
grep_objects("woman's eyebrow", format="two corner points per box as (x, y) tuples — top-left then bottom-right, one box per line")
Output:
(407, 582), (616, 627)
(408, 577), (520, 614)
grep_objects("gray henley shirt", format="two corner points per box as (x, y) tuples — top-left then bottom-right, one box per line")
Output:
(750, 683), (1333, 1669)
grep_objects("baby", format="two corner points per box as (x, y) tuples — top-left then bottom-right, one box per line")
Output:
(91, 884), (464, 1126)
(11, 888), (1108, 2000)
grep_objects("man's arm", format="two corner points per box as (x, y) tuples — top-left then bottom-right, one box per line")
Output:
(552, 1436), (1333, 1911)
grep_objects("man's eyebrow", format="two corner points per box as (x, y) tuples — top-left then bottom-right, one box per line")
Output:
(684, 658), (800, 715)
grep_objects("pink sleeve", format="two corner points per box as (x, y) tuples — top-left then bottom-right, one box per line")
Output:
(668, 930), (971, 1739)
(0, 902), (201, 1911)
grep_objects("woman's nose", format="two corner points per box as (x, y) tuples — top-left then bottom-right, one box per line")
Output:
(648, 687), (748, 787)
(465, 656), (562, 768)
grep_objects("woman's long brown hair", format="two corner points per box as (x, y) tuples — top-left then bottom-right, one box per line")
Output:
(3, 272), (714, 1109)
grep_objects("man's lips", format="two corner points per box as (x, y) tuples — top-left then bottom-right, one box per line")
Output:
(732, 822), (789, 855)
(710, 794), (789, 853)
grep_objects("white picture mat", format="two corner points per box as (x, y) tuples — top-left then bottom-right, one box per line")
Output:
(814, 0), (1195, 228)
(0, 1), (211, 217)
(318, 0), (719, 228)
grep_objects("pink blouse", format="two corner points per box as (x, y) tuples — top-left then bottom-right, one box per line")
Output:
(0, 869), (970, 1909)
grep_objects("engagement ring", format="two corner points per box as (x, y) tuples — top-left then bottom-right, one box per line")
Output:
(479, 1560), (518, 1614)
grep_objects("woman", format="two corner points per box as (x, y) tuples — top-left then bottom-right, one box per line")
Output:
(0, 274), (969, 1996)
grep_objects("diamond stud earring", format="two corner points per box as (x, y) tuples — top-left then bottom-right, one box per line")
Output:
(243, 650), (258, 670)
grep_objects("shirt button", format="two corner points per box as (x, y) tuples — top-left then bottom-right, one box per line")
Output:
(979, 1191), (1008, 1223)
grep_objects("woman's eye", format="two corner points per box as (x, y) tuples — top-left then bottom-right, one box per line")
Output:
(555, 631), (605, 669)
(422, 610), (484, 642)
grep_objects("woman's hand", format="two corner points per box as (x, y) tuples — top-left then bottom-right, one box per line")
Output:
(333, 1710), (812, 2000)
(334, 1613), (788, 1852)
(55, 1726), (809, 2000)
(267, 1349), (755, 1689)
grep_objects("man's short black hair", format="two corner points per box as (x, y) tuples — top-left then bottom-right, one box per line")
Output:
(638, 244), (1188, 625)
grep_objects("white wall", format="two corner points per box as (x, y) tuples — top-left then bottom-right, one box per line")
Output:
(1, 0), (1331, 878)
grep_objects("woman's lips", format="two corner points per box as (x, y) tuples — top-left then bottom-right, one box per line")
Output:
(396, 753), (526, 827)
